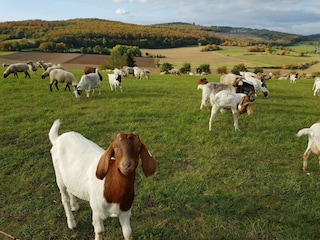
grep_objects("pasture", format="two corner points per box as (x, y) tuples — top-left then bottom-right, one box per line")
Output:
(1, 54), (320, 239)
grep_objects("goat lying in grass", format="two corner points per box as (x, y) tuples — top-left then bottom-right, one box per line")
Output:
(296, 121), (320, 172)
(49, 119), (156, 240)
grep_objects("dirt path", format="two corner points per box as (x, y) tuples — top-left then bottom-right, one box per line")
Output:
(0, 52), (158, 72)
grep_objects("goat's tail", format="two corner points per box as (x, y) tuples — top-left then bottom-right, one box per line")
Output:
(49, 119), (61, 145)
(296, 128), (312, 138)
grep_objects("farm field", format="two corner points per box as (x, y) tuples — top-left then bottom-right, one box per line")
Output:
(0, 44), (319, 74)
(1, 65), (320, 239)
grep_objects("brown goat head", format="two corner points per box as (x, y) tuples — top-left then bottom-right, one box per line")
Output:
(96, 133), (156, 180)
(198, 78), (208, 85)
(237, 95), (253, 115)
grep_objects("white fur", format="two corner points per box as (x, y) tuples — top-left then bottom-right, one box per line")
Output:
(108, 73), (122, 92)
(312, 77), (320, 96)
(3, 63), (30, 78)
(49, 69), (78, 92)
(49, 120), (131, 240)
(296, 122), (320, 172)
(76, 68), (102, 97)
(209, 90), (251, 131)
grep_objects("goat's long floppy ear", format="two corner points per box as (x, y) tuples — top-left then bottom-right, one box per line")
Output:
(140, 143), (156, 177)
(246, 104), (253, 115)
(96, 144), (114, 180)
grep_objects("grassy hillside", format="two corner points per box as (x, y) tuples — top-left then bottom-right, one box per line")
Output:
(1, 68), (320, 239)
(0, 19), (311, 52)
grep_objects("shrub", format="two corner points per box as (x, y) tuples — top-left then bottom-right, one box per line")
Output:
(196, 64), (211, 74)
(160, 62), (173, 72)
(217, 66), (228, 75)
(180, 63), (191, 74)
(231, 64), (247, 75)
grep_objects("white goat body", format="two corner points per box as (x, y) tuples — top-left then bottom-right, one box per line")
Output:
(209, 90), (252, 131)
(76, 69), (102, 97)
(108, 73), (122, 91)
(312, 77), (320, 96)
(240, 72), (270, 98)
(296, 121), (320, 172)
(49, 119), (156, 240)
(197, 78), (236, 109)
(290, 73), (298, 84)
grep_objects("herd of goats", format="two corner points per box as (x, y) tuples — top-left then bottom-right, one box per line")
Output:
(2, 58), (320, 240)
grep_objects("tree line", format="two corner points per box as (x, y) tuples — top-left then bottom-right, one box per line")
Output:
(0, 19), (305, 53)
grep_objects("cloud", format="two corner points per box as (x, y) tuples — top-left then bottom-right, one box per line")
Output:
(115, 8), (129, 15)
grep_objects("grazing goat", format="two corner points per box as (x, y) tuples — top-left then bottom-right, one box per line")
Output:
(108, 73), (122, 91)
(3, 63), (30, 79)
(76, 68), (103, 97)
(49, 119), (156, 240)
(240, 71), (270, 97)
(209, 90), (253, 131)
(296, 121), (320, 172)
(49, 69), (78, 92)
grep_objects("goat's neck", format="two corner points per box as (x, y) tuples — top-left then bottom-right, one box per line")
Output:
(104, 162), (135, 211)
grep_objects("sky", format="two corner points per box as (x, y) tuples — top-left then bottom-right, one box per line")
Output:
(1, 0), (320, 36)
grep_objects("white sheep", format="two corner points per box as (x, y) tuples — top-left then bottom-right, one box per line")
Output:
(296, 121), (320, 172)
(168, 68), (180, 76)
(209, 90), (253, 131)
(220, 73), (238, 84)
(41, 64), (64, 79)
(3, 63), (31, 79)
(122, 66), (134, 78)
(108, 73), (122, 92)
(37, 60), (53, 71)
(49, 69), (78, 92)
(133, 66), (149, 80)
(26, 60), (40, 74)
(76, 68), (103, 98)
(48, 119), (156, 240)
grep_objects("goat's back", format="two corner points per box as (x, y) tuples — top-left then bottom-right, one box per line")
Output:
(50, 129), (105, 201)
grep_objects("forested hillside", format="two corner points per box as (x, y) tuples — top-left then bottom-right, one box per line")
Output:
(0, 18), (313, 53)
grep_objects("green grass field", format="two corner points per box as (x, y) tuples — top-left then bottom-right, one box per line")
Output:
(1, 68), (320, 240)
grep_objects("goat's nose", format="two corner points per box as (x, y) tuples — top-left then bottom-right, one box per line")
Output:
(122, 162), (132, 169)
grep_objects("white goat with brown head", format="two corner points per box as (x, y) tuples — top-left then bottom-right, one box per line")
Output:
(49, 119), (156, 240)
(209, 90), (253, 131)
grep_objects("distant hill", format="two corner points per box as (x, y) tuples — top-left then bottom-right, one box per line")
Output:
(0, 19), (318, 52)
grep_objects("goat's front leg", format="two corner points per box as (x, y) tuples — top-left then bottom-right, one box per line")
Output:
(85, 88), (91, 97)
(92, 212), (104, 240)
(209, 106), (219, 131)
(119, 211), (132, 240)
(232, 113), (240, 131)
